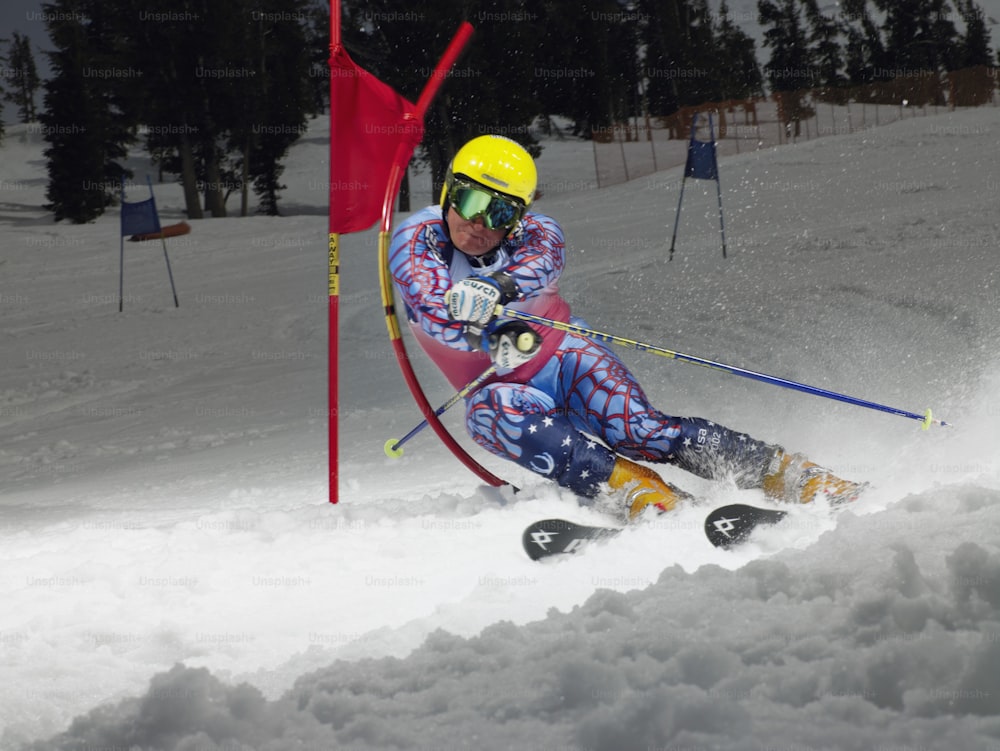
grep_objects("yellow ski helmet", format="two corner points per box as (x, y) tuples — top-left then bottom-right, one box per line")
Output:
(440, 135), (537, 211)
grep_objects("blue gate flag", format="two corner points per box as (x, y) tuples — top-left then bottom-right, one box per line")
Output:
(119, 176), (179, 311)
(120, 193), (161, 236)
(684, 115), (719, 181)
(669, 112), (726, 259)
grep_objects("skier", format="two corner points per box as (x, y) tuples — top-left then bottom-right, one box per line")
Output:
(389, 134), (863, 518)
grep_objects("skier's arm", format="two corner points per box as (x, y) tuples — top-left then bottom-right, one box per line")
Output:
(389, 217), (476, 351)
(445, 213), (566, 329)
(499, 213), (566, 299)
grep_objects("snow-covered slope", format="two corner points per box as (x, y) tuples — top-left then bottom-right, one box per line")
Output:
(2, 106), (1000, 749)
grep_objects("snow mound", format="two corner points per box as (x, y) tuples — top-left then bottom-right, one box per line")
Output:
(26, 485), (1000, 750)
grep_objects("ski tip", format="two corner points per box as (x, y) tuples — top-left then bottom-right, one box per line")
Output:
(522, 518), (575, 561)
(704, 503), (787, 549)
(521, 518), (619, 561)
(383, 438), (404, 458)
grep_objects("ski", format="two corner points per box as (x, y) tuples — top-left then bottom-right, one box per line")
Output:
(703, 503), (788, 548)
(522, 518), (620, 560)
(523, 503), (791, 560)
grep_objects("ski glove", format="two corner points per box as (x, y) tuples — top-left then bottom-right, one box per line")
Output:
(445, 273), (518, 327)
(486, 321), (542, 370)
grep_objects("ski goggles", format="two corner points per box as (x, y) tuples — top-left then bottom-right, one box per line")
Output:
(448, 178), (525, 231)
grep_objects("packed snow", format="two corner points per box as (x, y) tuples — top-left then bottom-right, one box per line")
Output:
(2, 104), (1000, 749)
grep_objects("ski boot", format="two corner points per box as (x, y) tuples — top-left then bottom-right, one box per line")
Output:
(609, 457), (694, 520)
(762, 449), (866, 506)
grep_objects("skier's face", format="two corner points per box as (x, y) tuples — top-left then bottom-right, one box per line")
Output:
(446, 207), (507, 256)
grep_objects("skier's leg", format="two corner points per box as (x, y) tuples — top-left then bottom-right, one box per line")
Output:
(465, 333), (862, 512)
(465, 380), (617, 498)
(555, 333), (774, 482)
(555, 330), (863, 507)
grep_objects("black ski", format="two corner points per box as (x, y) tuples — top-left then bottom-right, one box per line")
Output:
(703, 503), (788, 548)
(522, 518), (620, 560)
(522, 504), (789, 560)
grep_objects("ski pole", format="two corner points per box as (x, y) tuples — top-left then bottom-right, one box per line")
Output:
(384, 364), (498, 458)
(497, 306), (949, 429)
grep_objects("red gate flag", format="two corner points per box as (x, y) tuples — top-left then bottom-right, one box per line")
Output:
(328, 5), (479, 503)
(328, 3), (426, 504)
(329, 44), (423, 233)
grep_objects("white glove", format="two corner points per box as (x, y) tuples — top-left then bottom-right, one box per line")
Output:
(445, 277), (504, 327)
(487, 321), (542, 369)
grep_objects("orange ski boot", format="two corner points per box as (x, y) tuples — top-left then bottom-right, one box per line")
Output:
(608, 457), (694, 520)
(762, 450), (866, 506)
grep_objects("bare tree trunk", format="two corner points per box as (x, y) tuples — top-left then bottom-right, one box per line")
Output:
(241, 135), (251, 217)
(178, 134), (203, 219)
(204, 148), (227, 217)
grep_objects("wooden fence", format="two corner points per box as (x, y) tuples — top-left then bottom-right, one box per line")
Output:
(591, 66), (998, 188)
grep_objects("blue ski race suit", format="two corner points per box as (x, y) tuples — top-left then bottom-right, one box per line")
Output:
(389, 206), (775, 498)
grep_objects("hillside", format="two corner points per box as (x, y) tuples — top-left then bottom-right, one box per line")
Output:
(2, 108), (1000, 749)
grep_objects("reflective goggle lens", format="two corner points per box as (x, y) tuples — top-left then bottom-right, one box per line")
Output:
(449, 182), (522, 230)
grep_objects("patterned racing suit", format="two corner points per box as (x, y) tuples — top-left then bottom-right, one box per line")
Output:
(389, 206), (775, 497)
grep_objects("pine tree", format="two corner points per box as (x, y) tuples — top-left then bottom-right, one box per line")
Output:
(715, 0), (765, 100)
(840, 0), (886, 83)
(245, 0), (312, 215)
(121, 0), (314, 218)
(877, 0), (925, 71)
(925, 0), (962, 71)
(955, 0), (993, 67)
(0, 37), (6, 142)
(801, 0), (845, 88)
(531, 0), (589, 133)
(0, 61), (5, 145)
(125, 0), (226, 218)
(641, 0), (722, 114)
(40, 0), (133, 223)
(875, 0), (960, 72)
(608, 11), (644, 126)
(349, 0), (543, 201)
(638, 0), (680, 115)
(5, 31), (41, 122)
(530, 0), (636, 132)
(304, 3), (331, 115)
(759, 0), (815, 134)
(759, 0), (814, 90)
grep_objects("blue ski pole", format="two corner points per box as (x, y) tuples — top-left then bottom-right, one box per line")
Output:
(496, 306), (949, 429)
(384, 364), (498, 457)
